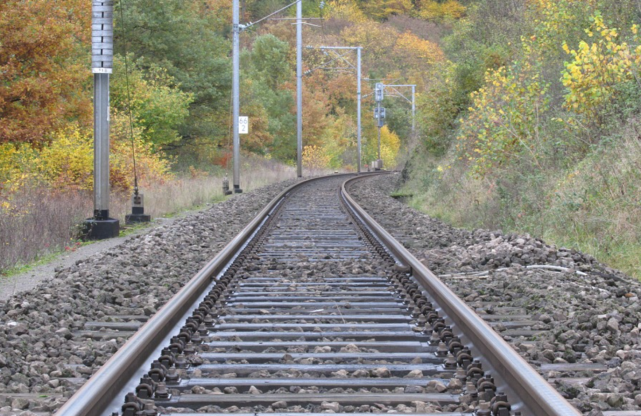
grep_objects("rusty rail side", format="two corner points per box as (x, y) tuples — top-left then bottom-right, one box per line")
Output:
(56, 173), (369, 416)
(341, 174), (581, 416)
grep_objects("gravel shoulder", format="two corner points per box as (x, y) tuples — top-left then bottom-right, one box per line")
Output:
(348, 173), (641, 415)
(0, 216), (189, 302)
(0, 178), (298, 414)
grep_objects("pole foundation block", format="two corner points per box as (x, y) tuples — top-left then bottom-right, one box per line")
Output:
(125, 193), (151, 224)
(125, 213), (151, 224)
(83, 218), (120, 240)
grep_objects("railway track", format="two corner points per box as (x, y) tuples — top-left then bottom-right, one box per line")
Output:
(56, 174), (580, 416)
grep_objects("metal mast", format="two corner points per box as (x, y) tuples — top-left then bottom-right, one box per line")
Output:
(85, 0), (119, 239)
(232, 0), (242, 193)
(356, 47), (361, 173)
(411, 85), (416, 133)
(296, 0), (303, 177)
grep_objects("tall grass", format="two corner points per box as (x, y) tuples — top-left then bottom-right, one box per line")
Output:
(0, 158), (296, 274)
(401, 119), (641, 279)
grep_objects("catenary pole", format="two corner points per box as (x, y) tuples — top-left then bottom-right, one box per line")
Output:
(296, 0), (303, 178)
(232, 0), (242, 192)
(85, 0), (119, 239)
(377, 100), (381, 161)
(356, 47), (361, 173)
(411, 84), (415, 133)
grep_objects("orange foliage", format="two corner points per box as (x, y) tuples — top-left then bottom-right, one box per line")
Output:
(0, 0), (91, 145)
(418, 0), (466, 21)
(301, 82), (330, 148)
(341, 21), (398, 60)
(395, 32), (444, 64)
(362, 0), (413, 21)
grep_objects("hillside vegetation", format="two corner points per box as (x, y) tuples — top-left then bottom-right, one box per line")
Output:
(0, 0), (450, 270)
(0, 0), (448, 195)
(2, 0), (640, 277)
(401, 0), (641, 278)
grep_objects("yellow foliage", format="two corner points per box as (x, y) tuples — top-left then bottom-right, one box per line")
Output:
(526, 0), (597, 61)
(37, 126), (94, 190)
(325, 0), (368, 23)
(561, 12), (641, 118)
(457, 54), (549, 177)
(379, 126), (401, 167)
(341, 21), (398, 60)
(418, 0), (466, 21)
(0, 116), (173, 202)
(365, 126), (401, 168)
(395, 32), (444, 65)
(361, 0), (413, 21)
(302, 145), (330, 171)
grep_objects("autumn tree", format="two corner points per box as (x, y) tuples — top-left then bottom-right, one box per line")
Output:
(110, 55), (193, 147)
(0, 0), (91, 145)
(303, 145), (330, 171)
(361, 0), (413, 21)
(243, 34), (296, 160)
(114, 0), (231, 142)
(326, 0), (368, 23)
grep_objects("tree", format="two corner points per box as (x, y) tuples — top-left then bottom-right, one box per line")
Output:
(114, 0), (231, 142)
(303, 145), (330, 171)
(110, 55), (193, 147)
(243, 35), (297, 161)
(361, 0), (413, 21)
(0, 0), (91, 145)
(249, 35), (291, 89)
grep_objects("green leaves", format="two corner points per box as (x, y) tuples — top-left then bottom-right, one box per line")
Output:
(110, 55), (193, 147)
(114, 0), (231, 142)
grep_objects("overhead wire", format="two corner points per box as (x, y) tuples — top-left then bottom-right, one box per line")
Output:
(116, 0), (139, 195)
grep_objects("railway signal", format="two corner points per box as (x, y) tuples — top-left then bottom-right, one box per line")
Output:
(375, 82), (384, 102)
(374, 83), (385, 170)
(374, 107), (386, 127)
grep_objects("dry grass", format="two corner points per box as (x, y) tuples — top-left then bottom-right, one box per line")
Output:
(402, 119), (641, 279)
(0, 158), (297, 274)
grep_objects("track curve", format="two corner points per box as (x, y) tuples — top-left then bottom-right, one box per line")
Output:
(56, 174), (580, 416)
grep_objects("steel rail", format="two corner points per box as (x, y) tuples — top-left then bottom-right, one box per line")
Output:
(55, 173), (371, 416)
(340, 174), (581, 416)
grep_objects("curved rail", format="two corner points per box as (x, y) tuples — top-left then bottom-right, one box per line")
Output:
(56, 172), (580, 416)
(55, 173), (368, 416)
(340, 175), (581, 416)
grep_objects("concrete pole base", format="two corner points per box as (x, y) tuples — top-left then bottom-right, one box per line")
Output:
(125, 213), (151, 224)
(83, 218), (120, 240)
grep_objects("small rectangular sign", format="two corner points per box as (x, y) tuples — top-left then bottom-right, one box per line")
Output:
(239, 116), (249, 134)
(92, 67), (112, 74)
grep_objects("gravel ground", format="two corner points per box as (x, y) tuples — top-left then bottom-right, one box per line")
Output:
(123, 176), (478, 415)
(348, 173), (641, 415)
(2, 173), (640, 415)
(0, 215), (196, 302)
(0, 179), (298, 414)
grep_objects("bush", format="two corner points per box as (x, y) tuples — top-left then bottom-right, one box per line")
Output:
(0, 118), (172, 197)
(456, 49), (550, 177)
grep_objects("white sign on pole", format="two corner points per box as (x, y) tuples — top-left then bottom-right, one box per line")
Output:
(239, 116), (249, 134)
